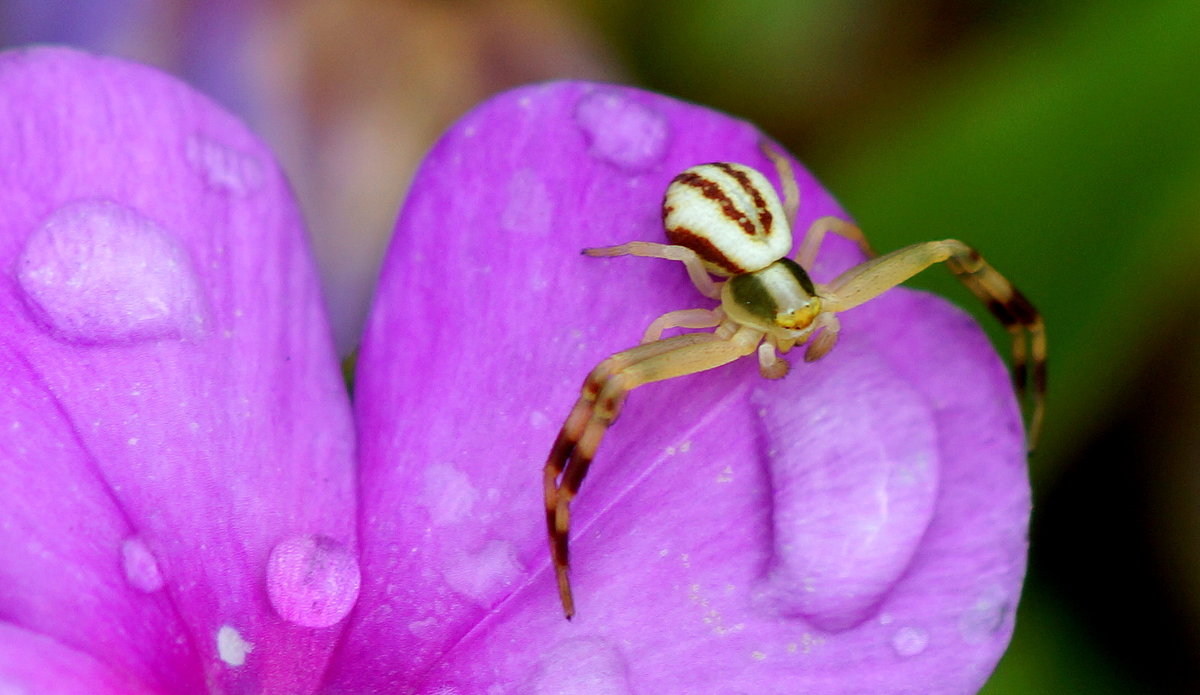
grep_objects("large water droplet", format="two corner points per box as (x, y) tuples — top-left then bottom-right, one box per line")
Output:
(529, 638), (632, 695)
(185, 133), (264, 195)
(17, 200), (208, 344)
(574, 90), (668, 172)
(266, 535), (360, 628)
(121, 537), (164, 593)
(500, 168), (553, 238)
(216, 625), (252, 667)
(891, 626), (929, 657)
(751, 352), (939, 631)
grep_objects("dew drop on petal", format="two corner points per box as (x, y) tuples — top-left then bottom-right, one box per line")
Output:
(574, 90), (668, 172)
(500, 168), (553, 238)
(529, 637), (632, 695)
(266, 535), (360, 628)
(120, 537), (164, 593)
(959, 586), (1011, 644)
(441, 540), (522, 604)
(185, 133), (264, 195)
(422, 463), (479, 525)
(16, 200), (207, 344)
(216, 625), (252, 667)
(407, 616), (439, 640)
(528, 409), (550, 429)
(891, 626), (929, 657)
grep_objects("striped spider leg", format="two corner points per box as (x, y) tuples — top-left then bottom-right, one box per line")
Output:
(542, 144), (1045, 619)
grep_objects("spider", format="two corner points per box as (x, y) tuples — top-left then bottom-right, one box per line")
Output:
(542, 143), (1045, 619)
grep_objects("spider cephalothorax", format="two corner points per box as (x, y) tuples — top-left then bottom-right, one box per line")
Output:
(542, 143), (1045, 618)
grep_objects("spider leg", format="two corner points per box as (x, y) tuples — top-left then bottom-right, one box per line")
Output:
(820, 239), (1046, 450)
(641, 307), (724, 343)
(760, 141), (799, 231)
(795, 216), (877, 268)
(759, 141), (875, 266)
(804, 312), (842, 363)
(584, 241), (721, 299)
(757, 339), (789, 379)
(544, 326), (763, 618)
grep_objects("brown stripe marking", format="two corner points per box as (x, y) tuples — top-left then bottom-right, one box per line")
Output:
(666, 224), (747, 274)
(945, 243), (1046, 450)
(713, 162), (773, 235)
(1033, 356), (1047, 393)
(985, 298), (1017, 326)
(1004, 289), (1038, 325)
(674, 171), (758, 238)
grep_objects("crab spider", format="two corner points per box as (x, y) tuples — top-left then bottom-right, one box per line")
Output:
(542, 143), (1045, 619)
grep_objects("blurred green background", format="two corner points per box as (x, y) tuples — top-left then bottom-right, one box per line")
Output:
(4, 0), (1197, 691)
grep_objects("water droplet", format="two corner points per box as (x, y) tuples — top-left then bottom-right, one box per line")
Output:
(408, 616), (439, 640)
(891, 626), (929, 657)
(530, 637), (632, 695)
(216, 625), (252, 667)
(529, 409), (550, 429)
(959, 587), (1010, 644)
(266, 535), (360, 628)
(441, 540), (522, 604)
(121, 537), (163, 593)
(17, 200), (208, 344)
(500, 168), (553, 237)
(185, 133), (264, 195)
(422, 464), (479, 525)
(750, 356), (939, 631)
(574, 90), (668, 172)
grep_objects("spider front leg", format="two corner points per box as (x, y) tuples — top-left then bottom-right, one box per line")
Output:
(583, 241), (720, 299)
(640, 307), (724, 343)
(820, 239), (1046, 449)
(757, 340), (789, 379)
(543, 326), (763, 618)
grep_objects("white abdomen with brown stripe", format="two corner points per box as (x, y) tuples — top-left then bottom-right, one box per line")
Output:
(662, 162), (791, 276)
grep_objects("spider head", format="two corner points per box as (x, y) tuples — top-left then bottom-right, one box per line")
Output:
(661, 162), (791, 277)
(725, 258), (823, 334)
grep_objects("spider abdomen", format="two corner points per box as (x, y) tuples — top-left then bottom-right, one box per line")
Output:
(662, 162), (791, 276)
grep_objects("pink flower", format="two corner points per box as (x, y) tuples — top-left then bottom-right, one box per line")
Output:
(0, 47), (1028, 694)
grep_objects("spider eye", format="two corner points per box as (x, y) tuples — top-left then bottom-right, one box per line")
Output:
(775, 299), (821, 330)
(662, 162), (791, 276)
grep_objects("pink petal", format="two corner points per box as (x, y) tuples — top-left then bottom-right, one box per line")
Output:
(0, 47), (356, 693)
(338, 82), (1029, 693)
(0, 623), (159, 694)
